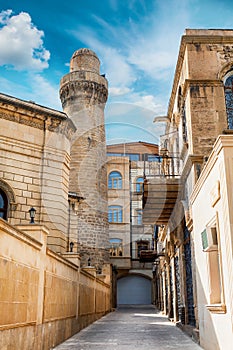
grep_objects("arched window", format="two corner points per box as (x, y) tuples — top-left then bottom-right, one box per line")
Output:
(108, 205), (123, 223)
(108, 171), (122, 189)
(224, 73), (233, 129)
(136, 177), (144, 193)
(0, 189), (8, 220)
(109, 238), (123, 256)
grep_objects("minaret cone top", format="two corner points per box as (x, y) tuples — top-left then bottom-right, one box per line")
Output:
(70, 48), (100, 74)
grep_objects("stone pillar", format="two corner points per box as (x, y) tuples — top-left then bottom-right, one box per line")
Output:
(60, 48), (109, 272)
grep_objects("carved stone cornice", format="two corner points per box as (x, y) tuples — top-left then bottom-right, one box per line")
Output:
(58, 118), (76, 141)
(60, 80), (108, 107)
(0, 92), (67, 120)
(45, 116), (76, 140)
(0, 109), (76, 140)
(0, 93), (76, 139)
(0, 92), (74, 134)
(0, 110), (44, 129)
(167, 31), (233, 119)
(182, 79), (223, 98)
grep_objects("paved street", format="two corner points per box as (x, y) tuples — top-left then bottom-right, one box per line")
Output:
(53, 306), (201, 350)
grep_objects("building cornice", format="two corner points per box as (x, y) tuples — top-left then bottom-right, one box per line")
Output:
(0, 93), (76, 139)
(183, 34), (233, 45)
(60, 80), (108, 106)
(181, 154), (204, 183)
(0, 92), (67, 120)
(182, 79), (223, 98)
(167, 36), (186, 119)
(167, 32), (233, 119)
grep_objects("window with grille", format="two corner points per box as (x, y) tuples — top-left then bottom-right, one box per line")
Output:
(224, 73), (233, 129)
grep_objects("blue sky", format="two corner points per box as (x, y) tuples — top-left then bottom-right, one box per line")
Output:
(0, 0), (233, 144)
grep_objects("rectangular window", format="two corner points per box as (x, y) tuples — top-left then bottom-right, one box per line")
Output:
(147, 155), (160, 162)
(136, 182), (143, 192)
(204, 214), (226, 313)
(108, 206), (123, 223)
(112, 178), (122, 188)
(128, 154), (140, 161)
(137, 210), (142, 225)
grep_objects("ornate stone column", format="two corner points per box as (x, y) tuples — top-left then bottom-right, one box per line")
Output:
(60, 48), (109, 272)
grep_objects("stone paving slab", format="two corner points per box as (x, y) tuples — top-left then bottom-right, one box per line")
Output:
(53, 305), (202, 350)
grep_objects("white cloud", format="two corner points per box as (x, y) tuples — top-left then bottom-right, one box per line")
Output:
(125, 2), (190, 81)
(133, 95), (165, 114)
(0, 73), (61, 111)
(109, 87), (131, 96)
(29, 74), (61, 110)
(0, 9), (50, 71)
(101, 46), (136, 87)
(68, 0), (190, 139)
(108, 92), (166, 117)
(70, 1), (190, 91)
(69, 26), (136, 87)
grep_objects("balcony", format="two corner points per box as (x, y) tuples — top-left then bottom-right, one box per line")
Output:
(139, 249), (157, 262)
(132, 240), (157, 263)
(142, 154), (180, 225)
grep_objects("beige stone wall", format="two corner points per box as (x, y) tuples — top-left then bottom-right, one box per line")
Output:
(158, 30), (233, 342)
(0, 95), (75, 253)
(170, 32), (233, 159)
(190, 135), (233, 350)
(0, 219), (111, 350)
(131, 161), (154, 259)
(60, 49), (109, 270)
(107, 156), (131, 257)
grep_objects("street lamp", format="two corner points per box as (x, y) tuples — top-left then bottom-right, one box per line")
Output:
(28, 207), (36, 224)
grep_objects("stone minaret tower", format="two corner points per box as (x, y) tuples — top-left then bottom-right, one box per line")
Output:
(60, 48), (109, 271)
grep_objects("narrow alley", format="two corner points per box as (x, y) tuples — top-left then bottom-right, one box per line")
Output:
(53, 306), (201, 350)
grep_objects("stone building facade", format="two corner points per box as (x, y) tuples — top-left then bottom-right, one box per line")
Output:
(107, 142), (159, 306)
(0, 93), (75, 252)
(0, 49), (111, 349)
(144, 29), (233, 349)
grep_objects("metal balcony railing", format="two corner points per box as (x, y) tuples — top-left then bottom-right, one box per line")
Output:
(143, 153), (181, 179)
(142, 153), (181, 225)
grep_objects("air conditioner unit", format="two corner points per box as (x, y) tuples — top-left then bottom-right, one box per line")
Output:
(201, 226), (218, 252)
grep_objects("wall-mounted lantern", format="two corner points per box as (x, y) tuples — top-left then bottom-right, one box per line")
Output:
(29, 207), (36, 224)
(70, 241), (74, 252)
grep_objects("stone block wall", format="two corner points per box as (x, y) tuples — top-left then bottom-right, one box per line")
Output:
(107, 156), (131, 258)
(60, 49), (109, 270)
(0, 94), (75, 253)
(0, 219), (111, 350)
(172, 32), (233, 158)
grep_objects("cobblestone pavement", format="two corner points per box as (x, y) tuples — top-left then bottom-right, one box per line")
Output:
(53, 305), (202, 350)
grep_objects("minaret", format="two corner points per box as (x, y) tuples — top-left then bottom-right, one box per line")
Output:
(60, 48), (109, 271)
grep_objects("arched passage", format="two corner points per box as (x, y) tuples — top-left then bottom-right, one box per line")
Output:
(117, 274), (152, 305)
